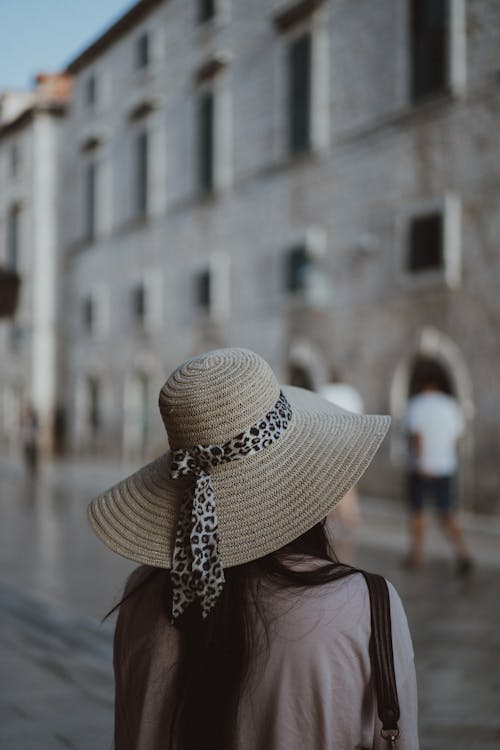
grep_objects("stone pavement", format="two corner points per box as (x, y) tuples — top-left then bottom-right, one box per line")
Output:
(1, 453), (499, 749)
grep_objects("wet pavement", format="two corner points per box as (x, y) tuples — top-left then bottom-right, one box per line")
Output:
(1, 453), (499, 749)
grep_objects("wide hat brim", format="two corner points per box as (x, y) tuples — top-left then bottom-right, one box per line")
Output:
(88, 385), (390, 569)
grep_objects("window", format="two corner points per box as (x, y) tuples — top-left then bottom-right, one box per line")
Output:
(407, 212), (444, 272)
(410, 0), (449, 102)
(400, 195), (461, 288)
(7, 205), (20, 269)
(193, 255), (229, 318)
(198, 0), (215, 24)
(82, 296), (94, 333)
(197, 91), (215, 192)
(85, 73), (97, 109)
(138, 373), (151, 448)
(87, 377), (100, 437)
(10, 143), (19, 177)
(136, 32), (150, 70)
(195, 269), (212, 310)
(84, 162), (97, 241)
(135, 131), (149, 217)
(288, 32), (312, 155)
(284, 244), (312, 293)
(131, 283), (146, 326)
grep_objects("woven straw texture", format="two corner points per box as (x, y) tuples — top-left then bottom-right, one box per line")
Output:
(88, 348), (390, 569)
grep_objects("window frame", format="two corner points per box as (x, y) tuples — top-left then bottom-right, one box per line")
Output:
(398, 194), (462, 290)
(193, 253), (230, 321)
(407, 0), (466, 106)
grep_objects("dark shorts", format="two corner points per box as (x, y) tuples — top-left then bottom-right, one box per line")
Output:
(407, 473), (457, 514)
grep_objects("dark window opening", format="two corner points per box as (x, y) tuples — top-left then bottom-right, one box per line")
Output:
(85, 74), (97, 108)
(7, 205), (20, 270)
(135, 131), (149, 217)
(87, 377), (101, 436)
(410, 0), (449, 102)
(198, 0), (215, 24)
(288, 363), (315, 391)
(136, 33), (150, 69)
(288, 32), (312, 155)
(408, 356), (454, 397)
(198, 91), (214, 193)
(82, 296), (94, 333)
(407, 212), (444, 273)
(84, 162), (96, 241)
(195, 269), (212, 309)
(284, 244), (312, 293)
(138, 373), (151, 449)
(10, 143), (19, 177)
(132, 283), (146, 325)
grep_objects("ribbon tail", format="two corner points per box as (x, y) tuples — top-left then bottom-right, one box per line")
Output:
(190, 472), (225, 618)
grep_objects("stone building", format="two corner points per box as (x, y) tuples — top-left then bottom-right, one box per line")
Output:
(2, 0), (500, 511)
(0, 74), (71, 453)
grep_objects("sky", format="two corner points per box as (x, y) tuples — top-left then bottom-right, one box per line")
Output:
(0, 0), (137, 91)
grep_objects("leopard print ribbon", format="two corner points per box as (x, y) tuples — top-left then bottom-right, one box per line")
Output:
(169, 390), (292, 620)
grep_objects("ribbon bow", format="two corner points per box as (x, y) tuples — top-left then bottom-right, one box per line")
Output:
(169, 391), (292, 620)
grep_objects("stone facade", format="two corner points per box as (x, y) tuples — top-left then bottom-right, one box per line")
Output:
(0, 75), (71, 453)
(2, 1), (500, 511)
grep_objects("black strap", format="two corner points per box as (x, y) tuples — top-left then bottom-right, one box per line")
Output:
(361, 572), (400, 743)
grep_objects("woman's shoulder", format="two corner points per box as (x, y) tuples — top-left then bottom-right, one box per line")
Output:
(272, 567), (411, 649)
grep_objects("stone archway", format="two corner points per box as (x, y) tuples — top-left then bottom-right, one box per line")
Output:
(389, 326), (475, 508)
(287, 337), (328, 391)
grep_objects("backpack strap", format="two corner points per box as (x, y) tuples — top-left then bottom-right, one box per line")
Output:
(361, 571), (401, 748)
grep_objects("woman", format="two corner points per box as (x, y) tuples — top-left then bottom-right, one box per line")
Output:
(88, 348), (418, 749)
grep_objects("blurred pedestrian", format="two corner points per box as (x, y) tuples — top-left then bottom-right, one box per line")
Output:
(404, 368), (472, 574)
(89, 348), (418, 750)
(21, 402), (39, 477)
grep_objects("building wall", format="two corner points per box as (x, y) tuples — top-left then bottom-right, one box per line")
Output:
(0, 113), (61, 451)
(55, 0), (500, 510)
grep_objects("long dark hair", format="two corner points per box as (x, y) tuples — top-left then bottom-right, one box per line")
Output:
(112, 521), (358, 750)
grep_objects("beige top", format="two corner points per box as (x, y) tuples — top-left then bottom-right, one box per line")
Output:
(114, 563), (419, 750)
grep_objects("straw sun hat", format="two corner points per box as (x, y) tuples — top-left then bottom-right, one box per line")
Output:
(88, 348), (389, 613)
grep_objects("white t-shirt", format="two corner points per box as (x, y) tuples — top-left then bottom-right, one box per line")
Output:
(405, 391), (464, 475)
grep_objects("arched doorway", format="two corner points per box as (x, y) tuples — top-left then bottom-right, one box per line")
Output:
(287, 337), (327, 391)
(288, 363), (315, 391)
(408, 356), (454, 397)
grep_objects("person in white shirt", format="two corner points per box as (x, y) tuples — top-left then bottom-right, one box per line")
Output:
(404, 373), (472, 574)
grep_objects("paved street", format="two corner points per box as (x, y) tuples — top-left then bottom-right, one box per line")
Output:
(1, 453), (499, 749)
